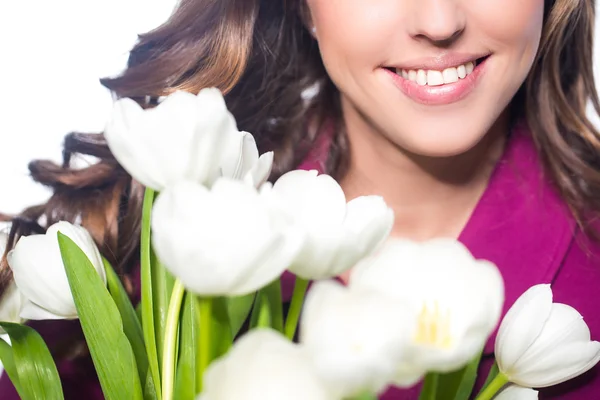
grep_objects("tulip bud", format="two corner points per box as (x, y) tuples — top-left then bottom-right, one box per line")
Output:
(8, 222), (106, 320)
(272, 170), (394, 280)
(495, 284), (600, 388)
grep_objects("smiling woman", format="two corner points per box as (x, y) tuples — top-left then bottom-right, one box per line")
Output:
(0, 0), (600, 399)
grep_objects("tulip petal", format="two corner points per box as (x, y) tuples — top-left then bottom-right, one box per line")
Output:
(273, 170), (347, 228)
(247, 151), (274, 187)
(0, 282), (26, 329)
(494, 385), (538, 400)
(301, 281), (410, 397)
(201, 329), (331, 400)
(510, 340), (600, 387)
(392, 364), (426, 388)
(226, 228), (303, 296)
(515, 303), (589, 370)
(9, 235), (78, 318)
(344, 196), (394, 253)
(20, 299), (70, 320)
(152, 180), (301, 296)
(496, 285), (553, 373)
(105, 98), (167, 190)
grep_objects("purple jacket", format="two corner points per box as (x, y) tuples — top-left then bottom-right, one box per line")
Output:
(1, 123), (599, 399)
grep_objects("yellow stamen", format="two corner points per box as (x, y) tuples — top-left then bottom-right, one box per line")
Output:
(413, 301), (453, 349)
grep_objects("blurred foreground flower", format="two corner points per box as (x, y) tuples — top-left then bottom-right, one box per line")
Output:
(198, 329), (334, 400)
(8, 222), (106, 320)
(301, 280), (410, 398)
(152, 179), (304, 296)
(105, 88), (273, 191)
(496, 284), (600, 388)
(494, 385), (538, 399)
(272, 170), (393, 280)
(351, 238), (504, 385)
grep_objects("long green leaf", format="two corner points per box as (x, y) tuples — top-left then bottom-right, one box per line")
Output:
(103, 258), (149, 389)
(141, 188), (162, 398)
(211, 297), (233, 359)
(0, 323), (63, 400)
(58, 233), (143, 400)
(262, 279), (283, 332)
(418, 373), (439, 400)
(226, 292), (255, 337)
(174, 293), (198, 400)
(151, 250), (175, 368)
(435, 352), (482, 400)
(0, 336), (24, 397)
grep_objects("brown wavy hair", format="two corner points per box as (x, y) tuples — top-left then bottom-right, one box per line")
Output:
(1, 0), (599, 295)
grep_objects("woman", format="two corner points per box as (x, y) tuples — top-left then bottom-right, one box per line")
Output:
(1, 0), (600, 398)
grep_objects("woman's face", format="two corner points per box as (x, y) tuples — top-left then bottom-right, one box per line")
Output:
(305, 0), (545, 157)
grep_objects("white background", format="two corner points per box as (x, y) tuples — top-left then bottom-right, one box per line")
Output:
(0, 2), (599, 215)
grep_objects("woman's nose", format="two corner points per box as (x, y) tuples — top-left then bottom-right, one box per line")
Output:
(407, 0), (466, 46)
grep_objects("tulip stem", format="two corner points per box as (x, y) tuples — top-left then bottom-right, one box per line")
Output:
(198, 296), (213, 391)
(474, 372), (509, 400)
(161, 280), (185, 400)
(284, 277), (310, 340)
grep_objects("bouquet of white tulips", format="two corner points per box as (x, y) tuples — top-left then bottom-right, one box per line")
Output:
(1, 88), (599, 400)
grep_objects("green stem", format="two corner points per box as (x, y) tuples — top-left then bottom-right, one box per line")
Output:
(474, 372), (509, 400)
(161, 280), (185, 400)
(418, 373), (439, 400)
(284, 278), (310, 340)
(198, 297), (213, 392)
(141, 188), (162, 398)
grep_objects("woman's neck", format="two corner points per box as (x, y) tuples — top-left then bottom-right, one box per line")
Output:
(339, 105), (509, 241)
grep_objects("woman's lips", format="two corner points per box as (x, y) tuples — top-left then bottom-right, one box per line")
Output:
(384, 57), (489, 106)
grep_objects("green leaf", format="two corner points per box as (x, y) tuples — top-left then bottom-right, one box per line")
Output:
(226, 292), (255, 337)
(58, 233), (143, 400)
(418, 373), (439, 400)
(140, 188), (162, 398)
(0, 336), (24, 397)
(0, 323), (63, 400)
(143, 369), (158, 400)
(151, 249), (175, 366)
(262, 279), (283, 333)
(174, 293), (199, 400)
(104, 258), (149, 388)
(435, 352), (483, 400)
(211, 297), (233, 359)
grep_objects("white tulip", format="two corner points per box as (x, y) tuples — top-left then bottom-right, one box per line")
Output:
(495, 284), (600, 388)
(151, 179), (304, 296)
(300, 280), (410, 397)
(271, 170), (393, 280)
(494, 385), (538, 400)
(198, 329), (335, 400)
(0, 232), (27, 330)
(350, 238), (504, 385)
(105, 88), (273, 191)
(219, 130), (274, 187)
(7, 222), (106, 320)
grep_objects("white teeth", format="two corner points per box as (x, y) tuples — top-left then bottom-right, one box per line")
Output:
(442, 68), (459, 84)
(427, 70), (444, 86)
(416, 70), (427, 86)
(408, 70), (417, 82)
(465, 61), (474, 74)
(395, 60), (478, 86)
